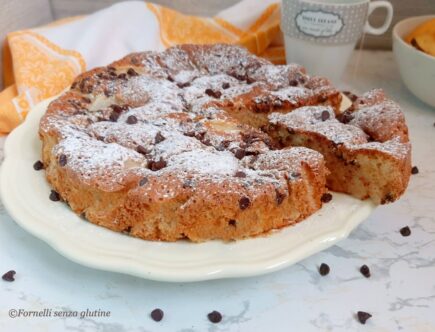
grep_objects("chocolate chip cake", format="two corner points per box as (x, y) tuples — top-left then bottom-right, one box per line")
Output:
(39, 44), (411, 242)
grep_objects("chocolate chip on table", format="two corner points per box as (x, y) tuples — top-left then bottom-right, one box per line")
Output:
(319, 263), (330, 276)
(235, 171), (246, 178)
(155, 132), (166, 144)
(239, 196), (251, 210)
(49, 190), (60, 202)
(139, 177), (148, 186)
(207, 310), (222, 324)
(2, 270), (16, 282)
(321, 193), (333, 203)
(411, 166), (419, 175)
(321, 110), (330, 121)
(59, 154), (67, 167)
(205, 88), (222, 99)
(400, 226), (411, 237)
(33, 160), (44, 171)
(126, 115), (138, 125)
(360, 265), (371, 278)
(150, 308), (164, 322)
(357, 311), (372, 324)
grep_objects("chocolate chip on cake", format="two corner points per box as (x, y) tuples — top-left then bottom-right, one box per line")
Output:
(411, 166), (419, 175)
(235, 171), (246, 178)
(109, 111), (120, 122)
(318, 95), (328, 103)
(275, 189), (286, 205)
(400, 226), (411, 237)
(177, 82), (191, 88)
(291, 172), (301, 179)
(139, 177), (148, 186)
(321, 110), (330, 121)
(357, 311), (372, 324)
(239, 196), (250, 210)
(117, 73), (127, 80)
(155, 132), (166, 144)
(321, 193), (333, 203)
(338, 109), (355, 124)
(150, 308), (164, 322)
(2, 270), (16, 282)
(228, 219), (236, 227)
(289, 79), (298, 87)
(183, 131), (196, 137)
(207, 311), (222, 324)
(126, 115), (138, 124)
(127, 68), (139, 77)
(201, 138), (212, 146)
(33, 160), (44, 171)
(205, 88), (222, 99)
(49, 190), (60, 202)
(111, 105), (124, 113)
(148, 158), (167, 171)
(360, 264), (371, 278)
(234, 149), (246, 160)
(183, 179), (193, 189)
(319, 263), (330, 276)
(136, 145), (149, 155)
(104, 88), (113, 97)
(82, 97), (91, 104)
(343, 91), (358, 102)
(59, 154), (68, 167)
(222, 82), (230, 89)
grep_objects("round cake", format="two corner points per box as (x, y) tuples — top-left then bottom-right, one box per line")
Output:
(39, 44), (411, 242)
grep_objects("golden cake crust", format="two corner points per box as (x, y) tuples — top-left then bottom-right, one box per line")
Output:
(39, 44), (410, 242)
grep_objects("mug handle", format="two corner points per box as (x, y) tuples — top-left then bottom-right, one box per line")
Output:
(364, 1), (394, 35)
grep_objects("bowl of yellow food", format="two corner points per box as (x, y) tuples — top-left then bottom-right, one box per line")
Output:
(393, 15), (435, 108)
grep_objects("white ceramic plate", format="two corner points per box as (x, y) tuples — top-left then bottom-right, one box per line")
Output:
(0, 97), (375, 282)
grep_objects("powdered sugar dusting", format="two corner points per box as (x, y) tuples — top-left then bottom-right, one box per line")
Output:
(270, 104), (409, 158)
(169, 150), (238, 176)
(41, 44), (409, 197)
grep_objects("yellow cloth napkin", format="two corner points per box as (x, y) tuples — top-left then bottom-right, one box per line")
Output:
(0, 0), (284, 135)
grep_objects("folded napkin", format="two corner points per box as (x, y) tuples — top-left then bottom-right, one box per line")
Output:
(0, 0), (284, 134)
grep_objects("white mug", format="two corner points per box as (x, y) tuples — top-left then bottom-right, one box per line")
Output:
(281, 0), (394, 82)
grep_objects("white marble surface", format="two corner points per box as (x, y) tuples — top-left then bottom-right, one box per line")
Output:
(1, 50), (435, 332)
